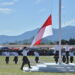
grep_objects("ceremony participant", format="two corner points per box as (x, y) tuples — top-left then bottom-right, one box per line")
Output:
(5, 51), (10, 64)
(34, 51), (39, 63)
(69, 50), (74, 63)
(64, 43), (70, 64)
(54, 42), (61, 64)
(20, 47), (31, 70)
(13, 52), (18, 64)
(62, 49), (66, 63)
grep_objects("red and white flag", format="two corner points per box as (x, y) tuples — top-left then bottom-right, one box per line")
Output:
(30, 15), (53, 47)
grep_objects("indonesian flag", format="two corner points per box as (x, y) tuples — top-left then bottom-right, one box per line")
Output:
(30, 15), (53, 47)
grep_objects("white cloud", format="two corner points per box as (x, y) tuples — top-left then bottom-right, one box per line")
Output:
(0, 0), (19, 14)
(0, 2), (15, 6)
(62, 19), (75, 27)
(35, 0), (43, 5)
(0, 0), (19, 6)
(0, 8), (12, 14)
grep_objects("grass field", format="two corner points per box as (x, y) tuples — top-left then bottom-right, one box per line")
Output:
(0, 56), (75, 75)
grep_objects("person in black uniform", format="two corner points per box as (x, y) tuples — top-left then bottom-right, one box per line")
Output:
(20, 47), (31, 70)
(13, 52), (18, 64)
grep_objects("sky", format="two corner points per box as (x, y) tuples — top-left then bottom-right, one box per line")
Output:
(0, 0), (75, 36)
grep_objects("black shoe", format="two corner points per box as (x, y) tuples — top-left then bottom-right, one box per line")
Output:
(56, 61), (58, 64)
(66, 62), (69, 64)
(20, 68), (23, 70)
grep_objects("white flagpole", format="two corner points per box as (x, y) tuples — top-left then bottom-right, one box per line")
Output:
(59, 0), (62, 64)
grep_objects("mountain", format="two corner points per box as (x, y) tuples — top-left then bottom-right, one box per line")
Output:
(0, 28), (38, 44)
(47, 26), (75, 41)
(0, 26), (75, 44)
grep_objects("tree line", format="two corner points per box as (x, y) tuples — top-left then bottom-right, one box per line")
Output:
(3, 38), (75, 45)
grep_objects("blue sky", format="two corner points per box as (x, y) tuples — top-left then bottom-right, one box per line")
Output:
(0, 0), (75, 36)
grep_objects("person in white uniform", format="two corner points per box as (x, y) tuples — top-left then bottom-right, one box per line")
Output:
(62, 49), (66, 63)
(69, 49), (74, 63)
(20, 47), (31, 70)
(34, 51), (39, 63)
(4, 51), (10, 64)
(54, 42), (61, 63)
(64, 43), (70, 64)
(13, 51), (18, 64)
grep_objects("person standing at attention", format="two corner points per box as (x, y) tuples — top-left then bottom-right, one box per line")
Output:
(62, 49), (66, 63)
(5, 51), (10, 64)
(13, 51), (18, 64)
(54, 42), (61, 64)
(64, 43), (70, 64)
(34, 51), (39, 63)
(69, 49), (74, 63)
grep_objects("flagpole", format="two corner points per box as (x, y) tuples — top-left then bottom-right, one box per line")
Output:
(59, 0), (62, 64)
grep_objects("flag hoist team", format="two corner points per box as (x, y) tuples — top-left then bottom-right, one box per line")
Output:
(1, 15), (74, 71)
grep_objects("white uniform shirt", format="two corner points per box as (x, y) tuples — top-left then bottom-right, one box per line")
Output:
(4, 52), (10, 56)
(69, 52), (74, 56)
(13, 52), (18, 56)
(62, 52), (66, 56)
(34, 52), (39, 57)
(22, 49), (29, 56)
(64, 45), (70, 51)
(54, 45), (61, 53)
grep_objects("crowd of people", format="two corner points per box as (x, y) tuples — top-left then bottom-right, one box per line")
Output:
(2, 47), (40, 71)
(54, 42), (74, 64)
(0, 43), (75, 71)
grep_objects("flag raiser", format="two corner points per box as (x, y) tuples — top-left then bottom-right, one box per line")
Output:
(30, 15), (53, 47)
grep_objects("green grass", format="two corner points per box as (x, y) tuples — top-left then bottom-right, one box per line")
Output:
(0, 56), (75, 75)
